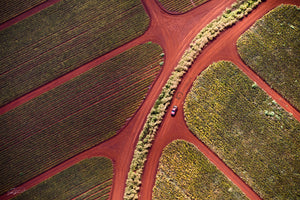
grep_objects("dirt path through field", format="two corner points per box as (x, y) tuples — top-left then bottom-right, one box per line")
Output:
(140, 0), (300, 200)
(1, 0), (299, 199)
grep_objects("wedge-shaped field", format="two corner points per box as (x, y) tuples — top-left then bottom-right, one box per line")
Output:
(184, 61), (300, 199)
(157, 0), (209, 13)
(153, 140), (247, 199)
(237, 4), (300, 110)
(0, 43), (163, 195)
(13, 157), (113, 200)
(0, 0), (149, 107)
(0, 0), (46, 24)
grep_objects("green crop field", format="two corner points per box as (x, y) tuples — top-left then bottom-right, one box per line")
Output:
(184, 61), (300, 199)
(0, 0), (150, 107)
(152, 140), (247, 199)
(157, 0), (209, 13)
(0, 0), (46, 24)
(0, 43), (163, 195)
(237, 4), (300, 110)
(13, 157), (113, 200)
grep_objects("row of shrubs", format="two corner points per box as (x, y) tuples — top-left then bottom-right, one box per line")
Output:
(124, 0), (264, 199)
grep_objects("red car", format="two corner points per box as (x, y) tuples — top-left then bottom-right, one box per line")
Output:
(171, 105), (178, 116)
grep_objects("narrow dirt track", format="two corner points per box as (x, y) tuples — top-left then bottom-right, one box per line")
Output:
(1, 0), (299, 200)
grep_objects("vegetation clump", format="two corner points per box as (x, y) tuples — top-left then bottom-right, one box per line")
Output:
(124, 0), (264, 199)
(13, 157), (113, 200)
(237, 4), (300, 110)
(184, 61), (300, 199)
(152, 140), (247, 200)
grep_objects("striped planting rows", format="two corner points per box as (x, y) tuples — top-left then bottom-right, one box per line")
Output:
(0, 43), (164, 195)
(13, 157), (113, 200)
(0, 51), (162, 149)
(0, 0), (46, 24)
(157, 0), (209, 13)
(72, 179), (112, 200)
(0, 0), (149, 107)
(1, 60), (160, 150)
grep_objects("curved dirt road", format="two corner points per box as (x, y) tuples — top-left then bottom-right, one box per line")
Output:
(1, 0), (236, 199)
(140, 0), (300, 200)
(1, 0), (299, 200)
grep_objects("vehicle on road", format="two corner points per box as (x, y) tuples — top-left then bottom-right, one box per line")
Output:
(171, 105), (178, 116)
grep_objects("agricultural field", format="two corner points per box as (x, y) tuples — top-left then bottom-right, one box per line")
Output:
(237, 4), (300, 110)
(184, 61), (300, 199)
(13, 157), (113, 200)
(0, 42), (163, 195)
(0, 0), (46, 24)
(152, 140), (247, 199)
(157, 0), (209, 13)
(0, 0), (150, 107)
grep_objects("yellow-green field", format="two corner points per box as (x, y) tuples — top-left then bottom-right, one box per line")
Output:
(184, 61), (300, 199)
(237, 4), (300, 110)
(153, 140), (247, 199)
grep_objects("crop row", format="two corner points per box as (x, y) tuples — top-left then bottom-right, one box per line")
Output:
(237, 4), (300, 111)
(0, 0), (46, 24)
(73, 179), (112, 200)
(184, 61), (300, 199)
(124, 0), (264, 199)
(0, 43), (164, 195)
(0, 0), (150, 107)
(157, 0), (209, 13)
(153, 140), (247, 199)
(0, 61), (160, 149)
(13, 157), (113, 200)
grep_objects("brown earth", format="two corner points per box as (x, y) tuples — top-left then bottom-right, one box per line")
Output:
(1, 0), (299, 199)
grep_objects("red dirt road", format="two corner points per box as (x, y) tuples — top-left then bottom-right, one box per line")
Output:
(1, 0), (299, 200)
(140, 1), (300, 200)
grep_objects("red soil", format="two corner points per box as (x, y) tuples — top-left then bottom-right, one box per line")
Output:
(1, 0), (299, 200)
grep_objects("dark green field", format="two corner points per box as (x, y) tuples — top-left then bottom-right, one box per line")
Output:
(0, 0), (46, 24)
(0, 0), (149, 106)
(13, 157), (113, 200)
(0, 43), (163, 195)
